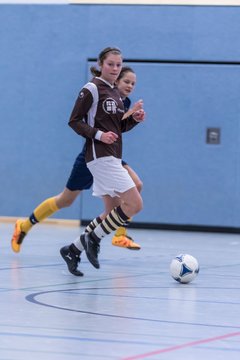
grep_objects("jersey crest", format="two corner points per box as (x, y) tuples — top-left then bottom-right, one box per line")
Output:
(102, 98), (118, 114)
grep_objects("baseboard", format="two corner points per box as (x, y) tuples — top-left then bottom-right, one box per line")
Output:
(0, 216), (80, 227)
(81, 219), (240, 234)
(2, 216), (240, 234)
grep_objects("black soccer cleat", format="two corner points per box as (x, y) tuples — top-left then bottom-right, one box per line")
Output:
(80, 233), (100, 269)
(60, 245), (84, 276)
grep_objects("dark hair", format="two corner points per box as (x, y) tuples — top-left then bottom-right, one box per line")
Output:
(90, 47), (122, 77)
(117, 66), (135, 81)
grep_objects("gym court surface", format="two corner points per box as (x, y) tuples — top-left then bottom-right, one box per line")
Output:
(1, 221), (240, 360)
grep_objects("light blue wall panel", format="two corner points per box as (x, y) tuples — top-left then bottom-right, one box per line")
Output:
(0, 5), (91, 220)
(81, 62), (240, 227)
(1, 4), (240, 228)
(85, 5), (240, 62)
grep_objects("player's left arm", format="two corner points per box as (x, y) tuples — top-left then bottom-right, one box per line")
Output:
(122, 99), (143, 120)
(121, 108), (146, 133)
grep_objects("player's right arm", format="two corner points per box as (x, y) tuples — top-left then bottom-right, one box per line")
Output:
(68, 88), (98, 139)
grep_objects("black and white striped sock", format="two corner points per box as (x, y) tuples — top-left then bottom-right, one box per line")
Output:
(85, 216), (102, 234)
(91, 207), (129, 242)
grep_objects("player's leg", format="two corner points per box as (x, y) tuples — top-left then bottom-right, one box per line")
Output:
(11, 189), (81, 253)
(81, 186), (143, 269)
(60, 158), (143, 273)
(61, 195), (119, 276)
(123, 163), (143, 193)
(59, 152), (94, 275)
(63, 159), (142, 270)
(112, 162), (143, 250)
(12, 148), (93, 253)
(61, 172), (137, 275)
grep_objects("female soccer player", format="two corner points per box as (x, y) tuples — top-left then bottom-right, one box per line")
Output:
(60, 47), (145, 275)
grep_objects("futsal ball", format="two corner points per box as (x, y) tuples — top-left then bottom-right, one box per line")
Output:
(170, 254), (199, 284)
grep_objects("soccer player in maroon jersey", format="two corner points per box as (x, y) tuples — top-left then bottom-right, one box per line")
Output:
(60, 47), (145, 275)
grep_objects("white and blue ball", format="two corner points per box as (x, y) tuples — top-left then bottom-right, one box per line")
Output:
(170, 254), (199, 284)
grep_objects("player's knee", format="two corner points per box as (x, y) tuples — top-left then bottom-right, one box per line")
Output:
(55, 196), (75, 208)
(61, 198), (75, 207)
(133, 196), (143, 214)
(135, 180), (143, 193)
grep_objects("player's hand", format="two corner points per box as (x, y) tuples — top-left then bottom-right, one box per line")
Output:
(122, 99), (144, 120)
(132, 99), (144, 113)
(100, 131), (118, 144)
(133, 109), (145, 122)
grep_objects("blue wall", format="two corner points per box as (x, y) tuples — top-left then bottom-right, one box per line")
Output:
(1, 4), (240, 227)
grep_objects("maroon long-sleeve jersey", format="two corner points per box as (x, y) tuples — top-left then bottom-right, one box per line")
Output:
(68, 77), (138, 163)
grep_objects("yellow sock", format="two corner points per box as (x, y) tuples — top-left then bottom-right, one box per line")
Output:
(115, 226), (127, 236)
(20, 197), (59, 233)
(20, 218), (33, 234)
(114, 217), (132, 236)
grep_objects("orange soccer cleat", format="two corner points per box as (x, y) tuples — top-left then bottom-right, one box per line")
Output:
(11, 219), (26, 253)
(112, 227), (141, 250)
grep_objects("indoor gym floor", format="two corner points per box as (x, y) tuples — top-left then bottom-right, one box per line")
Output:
(0, 221), (240, 360)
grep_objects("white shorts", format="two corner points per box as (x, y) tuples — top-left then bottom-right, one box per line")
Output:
(87, 156), (135, 198)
